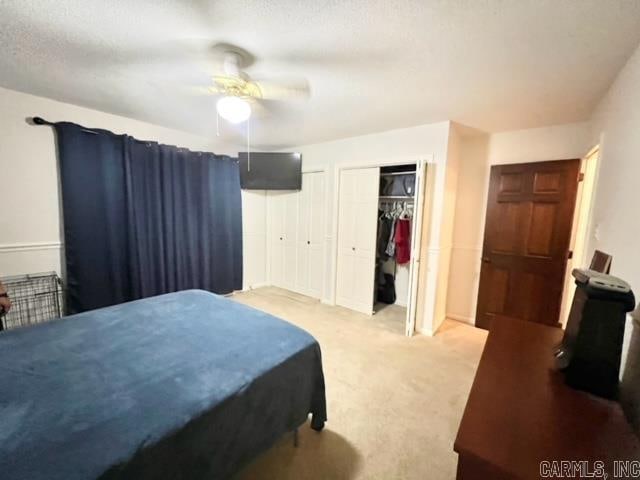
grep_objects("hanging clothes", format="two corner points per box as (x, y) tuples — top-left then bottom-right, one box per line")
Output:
(385, 218), (397, 258)
(377, 272), (396, 304)
(395, 218), (411, 264)
(377, 210), (393, 260)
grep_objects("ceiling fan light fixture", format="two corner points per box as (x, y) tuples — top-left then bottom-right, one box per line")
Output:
(216, 96), (251, 124)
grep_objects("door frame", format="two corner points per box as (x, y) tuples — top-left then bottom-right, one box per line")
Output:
(329, 154), (434, 336)
(265, 166), (329, 299)
(558, 145), (601, 325)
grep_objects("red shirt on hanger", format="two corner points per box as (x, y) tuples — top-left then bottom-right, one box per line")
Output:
(395, 218), (411, 264)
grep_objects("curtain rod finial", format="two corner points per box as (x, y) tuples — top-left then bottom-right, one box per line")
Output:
(26, 116), (47, 126)
(28, 117), (55, 126)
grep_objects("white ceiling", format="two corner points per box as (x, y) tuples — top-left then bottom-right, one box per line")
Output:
(2, 0), (640, 148)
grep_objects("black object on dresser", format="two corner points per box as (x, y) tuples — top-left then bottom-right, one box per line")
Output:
(555, 269), (636, 399)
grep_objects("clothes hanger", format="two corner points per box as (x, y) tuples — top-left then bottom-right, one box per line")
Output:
(400, 201), (412, 220)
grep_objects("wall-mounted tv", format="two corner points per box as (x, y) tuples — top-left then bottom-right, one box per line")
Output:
(239, 152), (302, 190)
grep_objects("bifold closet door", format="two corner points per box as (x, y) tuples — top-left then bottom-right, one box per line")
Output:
(282, 192), (298, 291)
(307, 173), (325, 299)
(269, 192), (287, 288)
(269, 172), (325, 299)
(295, 171), (325, 299)
(295, 178), (311, 295)
(269, 191), (298, 290)
(335, 167), (379, 314)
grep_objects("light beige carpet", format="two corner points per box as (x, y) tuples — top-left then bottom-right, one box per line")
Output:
(231, 287), (487, 480)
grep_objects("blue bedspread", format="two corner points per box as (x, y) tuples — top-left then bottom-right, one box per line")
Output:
(0, 290), (326, 480)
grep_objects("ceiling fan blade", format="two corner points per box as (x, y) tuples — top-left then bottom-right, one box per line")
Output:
(252, 77), (311, 101)
(182, 85), (222, 96)
(248, 98), (306, 121)
(249, 99), (271, 118)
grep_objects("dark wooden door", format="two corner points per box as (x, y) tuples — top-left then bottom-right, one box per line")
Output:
(475, 159), (580, 329)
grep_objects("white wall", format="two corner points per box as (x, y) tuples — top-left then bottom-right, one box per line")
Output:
(585, 42), (640, 432)
(446, 134), (489, 324)
(0, 87), (267, 290)
(291, 121), (454, 334)
(587, 43), (640, 300)
(432, 126), (461, 333)
(487, 122), (592, 165)
(446, 121), (593, 324)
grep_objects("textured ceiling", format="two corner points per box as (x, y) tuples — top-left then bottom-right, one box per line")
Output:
(2, 0), (640, 148)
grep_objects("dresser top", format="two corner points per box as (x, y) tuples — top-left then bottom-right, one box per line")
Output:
(455, 316), (640, 478)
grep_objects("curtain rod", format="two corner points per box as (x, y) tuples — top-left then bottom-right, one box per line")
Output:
(30, 116), (235, 158)
(31, 116), (98, 134)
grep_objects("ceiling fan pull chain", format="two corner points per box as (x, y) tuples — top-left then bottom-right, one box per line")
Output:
(247, 116), (251, 172)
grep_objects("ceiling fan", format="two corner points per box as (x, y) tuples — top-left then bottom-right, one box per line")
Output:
(203, 43), (311, 124)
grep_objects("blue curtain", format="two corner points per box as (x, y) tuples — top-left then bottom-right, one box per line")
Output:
(55, 122), (242, 314)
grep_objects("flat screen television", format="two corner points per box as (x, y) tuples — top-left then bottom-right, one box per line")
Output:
(239, 152), (302, 190)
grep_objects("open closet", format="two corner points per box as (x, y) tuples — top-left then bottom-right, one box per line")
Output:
(375, 165), (416, 315)
(335, 161), (426, 335)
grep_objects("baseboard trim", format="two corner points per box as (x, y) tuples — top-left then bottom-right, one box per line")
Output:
(447, 313), (475, 325)
(416, 327), (434, 337)
(240, 282), (271, 292)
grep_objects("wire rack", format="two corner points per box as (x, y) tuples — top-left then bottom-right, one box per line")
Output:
(0, 272), (65, 331)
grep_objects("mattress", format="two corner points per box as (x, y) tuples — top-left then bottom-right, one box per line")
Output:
(0, 290), (327, 480)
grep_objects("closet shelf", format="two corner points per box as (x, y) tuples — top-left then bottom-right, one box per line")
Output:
(379, 195), (414, 200)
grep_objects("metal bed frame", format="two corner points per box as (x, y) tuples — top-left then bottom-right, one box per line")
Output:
(0, 272), (64, 332)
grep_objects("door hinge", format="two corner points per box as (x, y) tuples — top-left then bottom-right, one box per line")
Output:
(568, 250), (574, 259)
(578, 173), (585, 182)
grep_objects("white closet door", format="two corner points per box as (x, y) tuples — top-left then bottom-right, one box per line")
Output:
(282, 191), (298, 291)
(336, 167), (379, 314)
(269, 192), (287, 288)
(336, 170), (357, 309)
(406, 162), (427, 336)
(295, 174), (312, 294)
(268, 172), (325, 299)
(307, 172), (325, 299)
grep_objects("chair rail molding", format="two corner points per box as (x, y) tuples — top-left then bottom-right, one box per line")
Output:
(0, 241), (63, 253)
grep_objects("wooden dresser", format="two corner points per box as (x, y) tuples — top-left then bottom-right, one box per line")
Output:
(454, 316), (640, 479)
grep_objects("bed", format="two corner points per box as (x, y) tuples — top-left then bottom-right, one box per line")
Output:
(0, 290), (327, 480)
